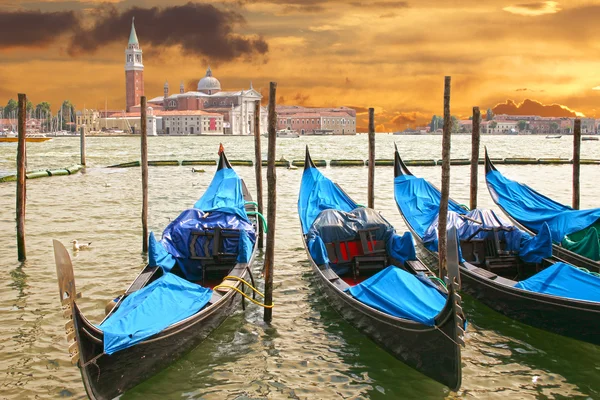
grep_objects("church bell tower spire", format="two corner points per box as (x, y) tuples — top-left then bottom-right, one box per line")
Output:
(125, 17), (144, 112)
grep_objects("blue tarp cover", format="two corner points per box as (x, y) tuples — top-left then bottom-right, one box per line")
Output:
(515, 262), (600, 303)
(99, 273), (213, 355)
(158, 209), (255, 281)
(394, 174), (466, 238)
(346, 266), (446, 326)
(486, 169), (600, 243)
(395, 174), (553, 263)
(194, 168), (250, 222)
(148, 232), (176, 272)
(299, 166), (357, 234)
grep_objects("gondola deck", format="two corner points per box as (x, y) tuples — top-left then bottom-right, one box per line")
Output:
(393, 147), (600, 346)
(53, 150), (260, 400)
(299, 146), (465, 391)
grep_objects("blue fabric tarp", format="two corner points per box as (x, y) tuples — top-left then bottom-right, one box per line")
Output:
(394, 174), (466, 238)
(148, 232), (176, 272)
(486, 169), (600, 243)
(395, 174), (553, 263)
(158, 209), (255, 281)
(515, 262), (600, 303)
(299, 167), (357, 234)
(346, 266), (446, 325)
(99, 273), (213, 355)
(386, 232), (417, 265)
(194, 168), (250, 222)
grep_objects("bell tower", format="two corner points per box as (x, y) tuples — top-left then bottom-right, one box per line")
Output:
(125, 17), (144, 112)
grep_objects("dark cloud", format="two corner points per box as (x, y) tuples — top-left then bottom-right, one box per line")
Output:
(0, 3), (268, 62)
(512, 2), (550, 11)
(0, 10), (78, 47)
(70, 3), (268, 60)
(492, 99), (582, 117)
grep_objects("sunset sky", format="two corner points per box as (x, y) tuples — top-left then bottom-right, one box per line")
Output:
(1, 0), (599, 131)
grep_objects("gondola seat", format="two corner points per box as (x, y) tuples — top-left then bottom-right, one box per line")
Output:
(190, 227), (245, 285)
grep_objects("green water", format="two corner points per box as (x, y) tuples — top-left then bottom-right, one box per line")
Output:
(0, 134), (599, 399)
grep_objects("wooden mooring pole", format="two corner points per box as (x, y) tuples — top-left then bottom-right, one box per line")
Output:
(438, 77), (452, 278)
(16, 93), (27, 261)
(264, 82), (277, 322)
(573, 118), (581, 210)
(80, 126), (86, 166)
(368, 108), (375, 209)
(470, 106), (480, 210)
(254, 100), (264, 249)
(141, 96), (148, 253)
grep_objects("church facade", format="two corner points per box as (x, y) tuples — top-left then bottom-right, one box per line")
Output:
(125, 21), (266, 135)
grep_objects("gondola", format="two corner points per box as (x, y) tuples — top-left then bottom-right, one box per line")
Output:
(53, 149), (260, 399)
(485, 149), (600, 271)
(298, 147), (465, 391)
(393, 146), (600, 345)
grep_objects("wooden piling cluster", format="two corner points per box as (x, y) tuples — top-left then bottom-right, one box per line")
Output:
(264, 82), (277, 322)
(438, 77), (452, 279)
(16, 93), (27, 261)
(573, 119), (581, 210)
(254, 100), (264, 249)
(141, 97), (148, 253)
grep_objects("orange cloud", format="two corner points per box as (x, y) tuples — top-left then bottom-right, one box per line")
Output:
(492, 99), (584, 118)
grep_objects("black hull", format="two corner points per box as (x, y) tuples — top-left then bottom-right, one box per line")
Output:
(413, 234), (600, 346)
(304, 243), (463, 390)
(71, 261), (253, 400)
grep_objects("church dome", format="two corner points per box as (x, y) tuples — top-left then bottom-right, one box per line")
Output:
(197, 66), (221, 93)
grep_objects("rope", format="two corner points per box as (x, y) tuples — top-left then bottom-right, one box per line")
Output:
(428, 276), (447, 289)
(247, 211), (268, 233)
(222, 275), (265, 297)
(214, 284), (274, 309)
(245, 201), (258, 207)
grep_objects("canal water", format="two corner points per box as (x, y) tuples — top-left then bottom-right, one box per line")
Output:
(0, 134), (598, 399)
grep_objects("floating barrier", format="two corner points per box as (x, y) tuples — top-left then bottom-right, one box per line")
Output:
(48, 169), (69, 176)
(0, 174), (16, 183)
(262, 160), (290, 167)
(292, 159), (327, 167)
(365, 159), (394, 166)
(330, 159), (365, 167)
(538, 158), (571, 165)
(181, 160), (217, 166)
(580, 159), (600, 165)
(66, 165), (82, 174)
(438, 159), (471, 166)
(148, 160), (179, 166)
(108, 161), (140, 168)
(404, 159), (437, 166)
(229, 160), (253, 166)
(26, 170), (50, 179)
(503, 157), (538, 165)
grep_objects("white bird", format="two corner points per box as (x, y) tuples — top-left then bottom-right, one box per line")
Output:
(71, 240), (92, 251)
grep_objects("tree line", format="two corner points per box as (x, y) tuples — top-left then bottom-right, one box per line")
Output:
(0, 99), (76, 131)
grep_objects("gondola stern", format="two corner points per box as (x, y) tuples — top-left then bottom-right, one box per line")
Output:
(217, 144), (233, 170)
(484, 147), (496, 174)
(53, 239), (84, 367)
(393, 147), (412, 178)
(304, 145), (316, 170)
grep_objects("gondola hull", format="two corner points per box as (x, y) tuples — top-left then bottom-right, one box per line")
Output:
(67, 260), (254, 400)
(409, 225), (600, 346)
(303, 239), (463, 391)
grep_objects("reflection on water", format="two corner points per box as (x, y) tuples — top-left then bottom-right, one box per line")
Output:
(0, 135), (599, 399)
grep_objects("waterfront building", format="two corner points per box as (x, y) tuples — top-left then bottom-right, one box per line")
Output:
(275, 106), (356, 135)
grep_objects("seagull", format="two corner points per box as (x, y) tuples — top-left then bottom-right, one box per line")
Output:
(71, 240), (92, 251)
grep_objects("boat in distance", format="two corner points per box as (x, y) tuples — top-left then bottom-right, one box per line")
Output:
(263, 128), (300, 138)
(394, 146), (600, 345)
(0, 131), (52, 142)
(53, 149), (261, 399)
(485, 149), (600, 271)
(298, 146), (465, 391)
